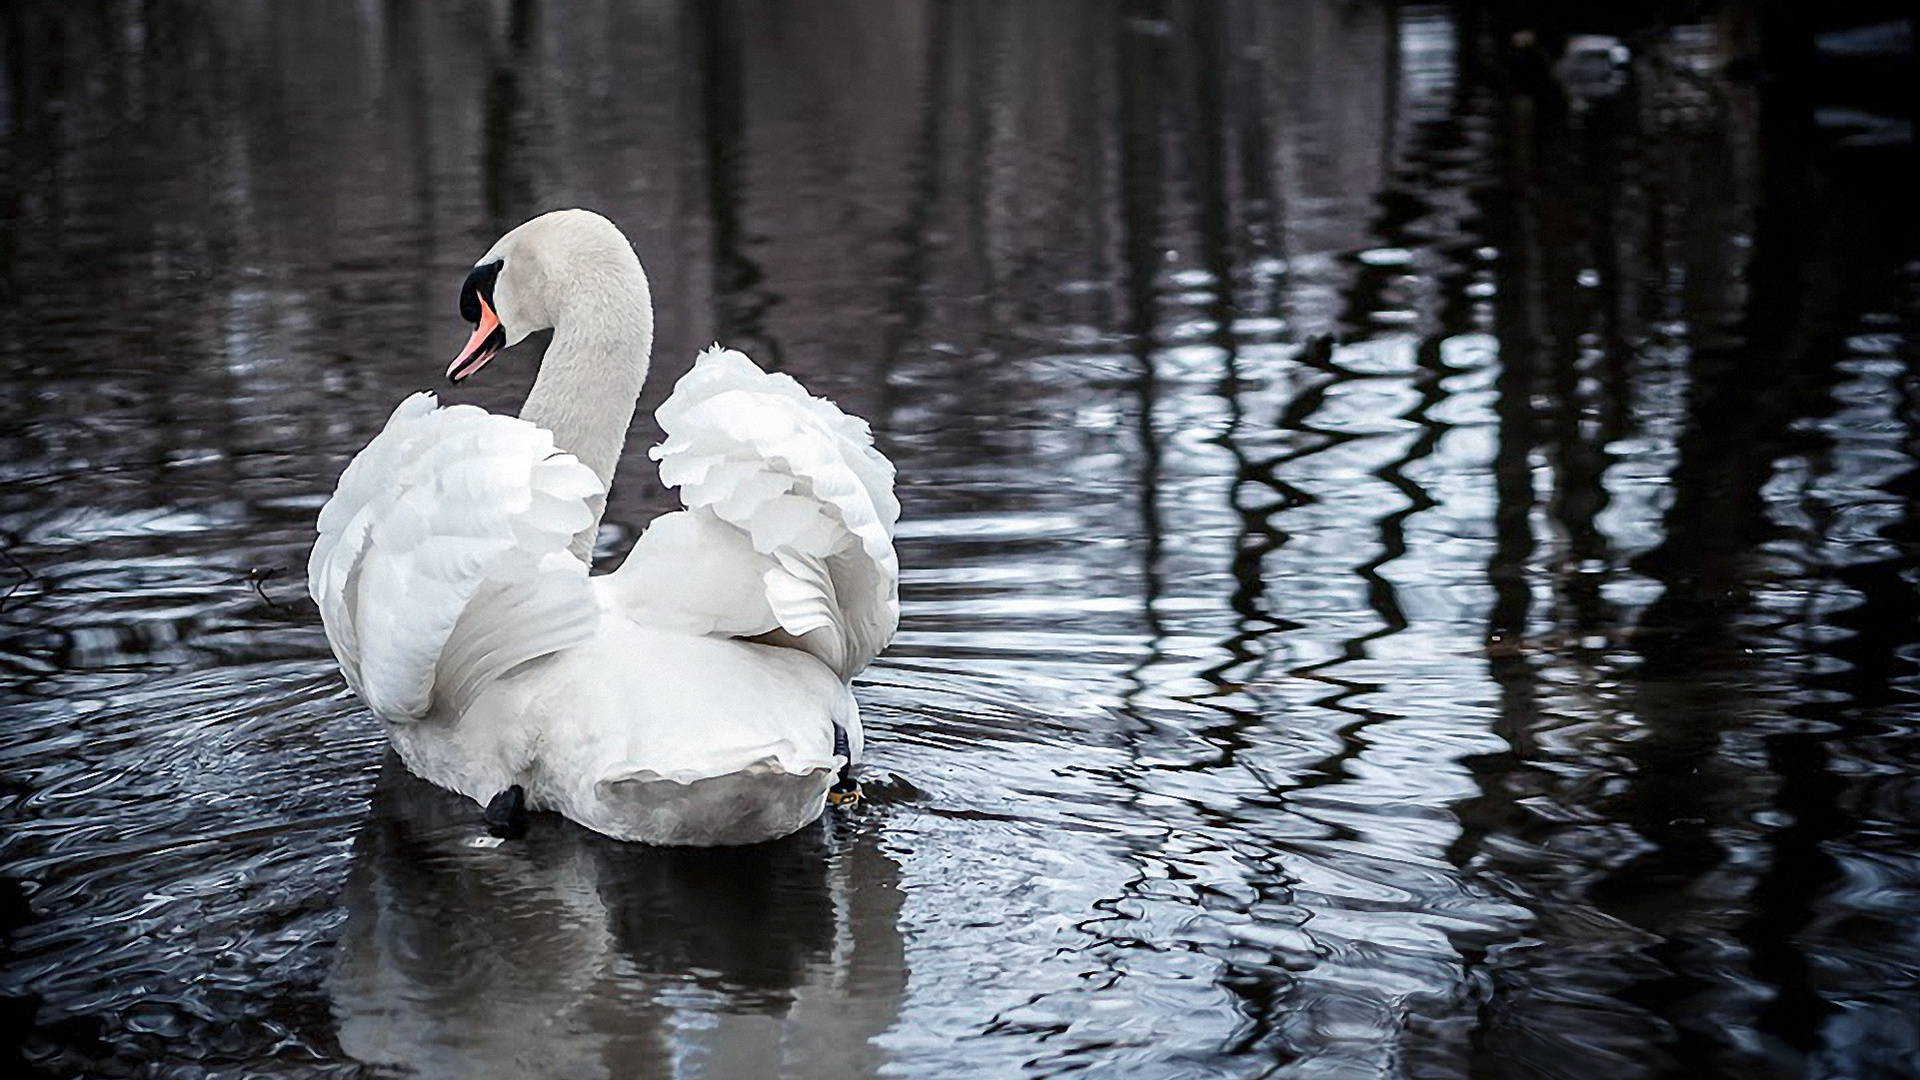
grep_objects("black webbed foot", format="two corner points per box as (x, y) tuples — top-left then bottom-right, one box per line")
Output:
(483, 784), (529, 839)
(828, 724), (861, 808)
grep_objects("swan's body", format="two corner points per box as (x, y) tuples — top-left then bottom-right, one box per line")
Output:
(309, 210), (898, 846)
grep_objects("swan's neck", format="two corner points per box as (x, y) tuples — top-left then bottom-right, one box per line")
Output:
(518, 268), (653, 556)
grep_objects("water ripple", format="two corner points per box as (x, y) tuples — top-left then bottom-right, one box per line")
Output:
(3, 3), (1917, 1079)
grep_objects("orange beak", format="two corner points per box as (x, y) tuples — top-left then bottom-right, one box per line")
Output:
(447, 295), (505, 383)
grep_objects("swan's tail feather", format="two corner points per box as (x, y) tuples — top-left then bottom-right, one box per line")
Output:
(589, 758), (840, 847)
(645, 347), (899, 678)
(309, 394), (603, 722)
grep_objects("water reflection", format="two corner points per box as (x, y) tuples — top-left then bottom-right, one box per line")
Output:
(333, 758), (904, 1079)
(2, 1), (1915, 1078)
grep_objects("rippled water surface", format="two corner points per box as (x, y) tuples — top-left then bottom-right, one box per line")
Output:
(4, 2), (1918, 1077)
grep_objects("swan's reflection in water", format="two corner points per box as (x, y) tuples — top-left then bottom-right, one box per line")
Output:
(330, 755), (905, 1079)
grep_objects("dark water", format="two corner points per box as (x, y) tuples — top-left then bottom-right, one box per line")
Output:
(3, 2), (1917, 1077)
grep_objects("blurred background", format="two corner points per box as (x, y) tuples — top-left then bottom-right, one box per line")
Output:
(0, 1), (1915, 1077)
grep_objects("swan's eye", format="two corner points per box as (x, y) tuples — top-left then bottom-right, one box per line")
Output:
(459, 260), (504, 326)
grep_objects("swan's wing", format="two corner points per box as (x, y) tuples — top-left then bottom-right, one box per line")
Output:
(308, 393), (604, 722)
(624, 346), (900, 678)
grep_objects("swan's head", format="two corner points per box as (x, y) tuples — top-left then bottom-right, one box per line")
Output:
(448, 209), (649, 383)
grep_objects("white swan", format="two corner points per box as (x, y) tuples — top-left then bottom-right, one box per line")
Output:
(308, 209), (899, 846)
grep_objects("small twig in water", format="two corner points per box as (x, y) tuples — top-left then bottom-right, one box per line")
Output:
(247, 566), (283, 610)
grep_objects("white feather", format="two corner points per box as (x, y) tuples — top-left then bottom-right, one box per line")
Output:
(308, 394), (601, 723)
(637, 346), (900, 679)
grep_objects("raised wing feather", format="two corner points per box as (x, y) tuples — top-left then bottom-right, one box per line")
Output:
(309, 393), (604, 722)
(636, 347), (899, 678)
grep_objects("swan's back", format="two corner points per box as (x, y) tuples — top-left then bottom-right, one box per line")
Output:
(308, 393), (605, 723)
